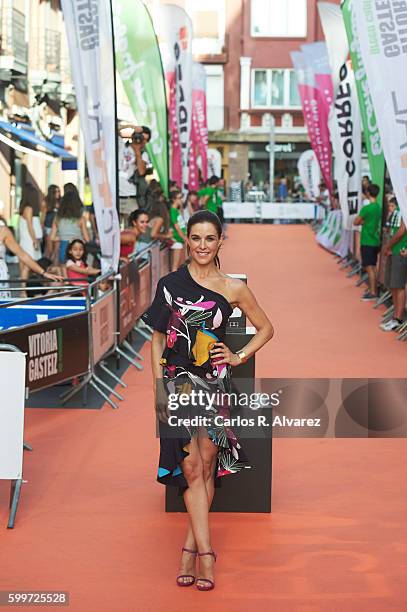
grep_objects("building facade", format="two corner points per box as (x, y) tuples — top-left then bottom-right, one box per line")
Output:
(153, 0), (340, 196)
(0, 0), (80, 221)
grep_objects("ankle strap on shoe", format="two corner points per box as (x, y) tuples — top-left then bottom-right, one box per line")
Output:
(198, 551), (217, 561)
(182, 547), (198, 554)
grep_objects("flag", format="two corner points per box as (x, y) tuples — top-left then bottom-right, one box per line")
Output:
(61, 0), (120, 272)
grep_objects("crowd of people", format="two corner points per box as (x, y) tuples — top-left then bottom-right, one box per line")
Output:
(119, 174), (227, 272)
(314, 174), (407, 333)
(0, 164), (227, 298)
(354, 178), (407, 332)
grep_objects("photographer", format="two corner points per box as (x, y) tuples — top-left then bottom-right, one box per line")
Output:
(118, 125), (152, 223)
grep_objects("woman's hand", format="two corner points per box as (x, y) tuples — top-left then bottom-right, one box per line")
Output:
(43, 271), (64, 282)
(33, 239), (40, 251)
(210, 342), (242, 367)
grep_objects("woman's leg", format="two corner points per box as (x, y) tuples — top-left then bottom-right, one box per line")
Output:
(183, 433), (218, 549)
(180, 433), (218, 586)
(177, 437), (206, 584)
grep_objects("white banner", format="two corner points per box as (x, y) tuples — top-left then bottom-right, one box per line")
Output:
(318, 3), (361, 229)
(317, 210), (351, 257)
(61, 0), (120, 273)
(318, 2), (349, 96)
(0, 351), (25, 480)
(156, 4), (193, 194)
(298, 150), (321, 200)
(208, 148), (222, 178)
(354, 0), (407, 224)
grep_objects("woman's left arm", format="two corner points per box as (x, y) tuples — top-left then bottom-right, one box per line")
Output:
(80, 215), (90, 243)
(210, 281), (274, 367)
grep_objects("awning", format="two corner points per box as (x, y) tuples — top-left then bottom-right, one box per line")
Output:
(0, 120), (77, 167)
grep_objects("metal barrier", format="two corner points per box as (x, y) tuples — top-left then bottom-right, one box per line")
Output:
(223, 201), (323, 223)
(0, 241), (174, 408)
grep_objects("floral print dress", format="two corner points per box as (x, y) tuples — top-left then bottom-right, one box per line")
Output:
(141, 263), (250, 490)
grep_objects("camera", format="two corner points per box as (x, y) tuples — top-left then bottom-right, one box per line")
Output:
(131, 131), (144, 145)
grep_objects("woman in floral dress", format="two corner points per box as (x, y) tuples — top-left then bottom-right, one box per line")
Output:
(142, 210), (274, 591)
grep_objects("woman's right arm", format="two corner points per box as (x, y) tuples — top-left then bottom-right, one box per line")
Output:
(3, 227), (62, 280)
(151, 331), (169, 422)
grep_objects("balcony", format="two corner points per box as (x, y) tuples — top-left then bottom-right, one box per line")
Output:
(193, 33), (229, 65)
(30, 28), (61, 86)
(0, 3), (28, 76)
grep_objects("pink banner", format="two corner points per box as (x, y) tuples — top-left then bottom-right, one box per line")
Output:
(291, 49), (333, 196)
(189, 63), (208, 191)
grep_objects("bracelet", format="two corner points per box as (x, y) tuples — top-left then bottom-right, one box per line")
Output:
(236, 350), (247, 363)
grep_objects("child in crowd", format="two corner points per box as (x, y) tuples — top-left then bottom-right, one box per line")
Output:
(65, 239), (100, 287)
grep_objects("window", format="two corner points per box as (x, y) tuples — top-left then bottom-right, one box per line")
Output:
(289, 71), (301, 107)
(205, 65), (224, 131)
(251, 0), (307, 38)
(254, 71), (268, 107)
(251, 69), (301, 109)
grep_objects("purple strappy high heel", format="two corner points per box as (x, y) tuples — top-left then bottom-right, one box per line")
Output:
(196, 551), (217, 591)
(176, 547), (198, 587)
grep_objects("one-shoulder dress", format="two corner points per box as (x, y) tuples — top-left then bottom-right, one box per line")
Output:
(141, 263), (250, 489)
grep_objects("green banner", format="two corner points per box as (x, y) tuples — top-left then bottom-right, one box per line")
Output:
(114, 0), (169, 195)
(341, 0), (385, 198)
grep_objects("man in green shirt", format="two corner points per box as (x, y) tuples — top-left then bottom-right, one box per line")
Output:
(381, 198), (407, 331)
(354, 184), (382, 300)
(198, 176), (222, 215)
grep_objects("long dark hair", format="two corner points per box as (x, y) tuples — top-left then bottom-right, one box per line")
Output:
(19, 183), (40, 216)
(57, 187), (83, 219)
(149, 190), (170, 233)
(187, 210), (223, 268)
(45, 184), (60, 212)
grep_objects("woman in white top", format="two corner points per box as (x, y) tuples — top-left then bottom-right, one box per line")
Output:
(0, 217), (61, 299)
(19, 183), (43, 283)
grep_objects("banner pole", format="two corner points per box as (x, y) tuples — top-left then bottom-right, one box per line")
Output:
(145, 5), (170, 197)
(110, 0), (120, 217)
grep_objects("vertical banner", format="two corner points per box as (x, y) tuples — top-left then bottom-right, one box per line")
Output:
(189, 62), (208, 190)
(298, 150), (321, 200)
(61, 0), (120, 273)
(341, 0), (386, 196)
(207, 148), (222, 178)
(353, 0), (407, 222)
(291, 50), (333, 195)
(318, 3), (362, 228)
(301, 42), (334, 115)
(114, 0), (169, 196)
(155, 4), (193, 193)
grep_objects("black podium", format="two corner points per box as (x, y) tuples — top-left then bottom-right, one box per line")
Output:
(165, 326), (273, 513)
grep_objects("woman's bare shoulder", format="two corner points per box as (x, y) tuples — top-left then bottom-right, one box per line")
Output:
(219, 273), (248, 302)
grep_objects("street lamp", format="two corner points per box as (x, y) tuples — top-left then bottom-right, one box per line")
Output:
(269, 114), (275, 202)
